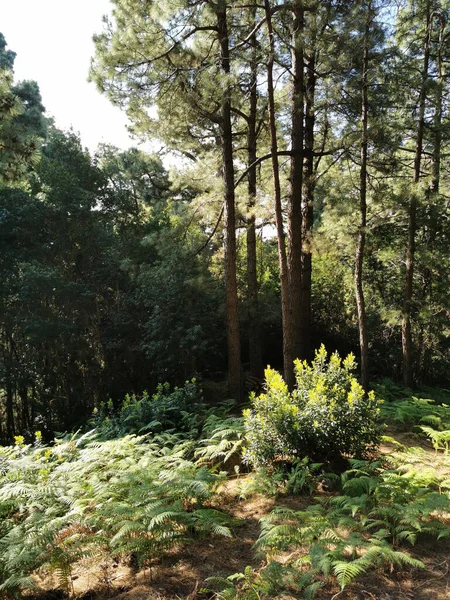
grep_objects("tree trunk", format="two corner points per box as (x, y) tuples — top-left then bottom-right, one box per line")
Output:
(301, 47), (316, 363)
(288, 0), (305, 367)
(354, 1), (371, 394)
(264, 0), (293, 388)
(431, 10), (444, 196)
(247, 10), (263, 379)
(6, 385), (15, 440)
(402, 1), (430, 388)
(217, 0), (243, 401)
(418, 10), (444, 382)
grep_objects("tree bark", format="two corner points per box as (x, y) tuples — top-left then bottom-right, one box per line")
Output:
(288, 0), (305, 369)
(216, 0), (243, 401)
(247, 8), (263, 379)
(4, 330), (16, 441)
(431, 10), (444, 197)
(419, 10), (444, 381)
(301, 46), (316, 363)
(264, 0), (293, 388)
(355, 1), (371, 394)
(402, 0), (431, 388)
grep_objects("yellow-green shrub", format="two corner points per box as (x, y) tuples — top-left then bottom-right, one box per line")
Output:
(243, 346), (381, 468)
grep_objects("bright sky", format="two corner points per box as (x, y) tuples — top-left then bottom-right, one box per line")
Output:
(1, 0), (135, 153)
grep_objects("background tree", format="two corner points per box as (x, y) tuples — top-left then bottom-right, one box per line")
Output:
(0, 33), (46, 183)
(91, 0), (245, 399)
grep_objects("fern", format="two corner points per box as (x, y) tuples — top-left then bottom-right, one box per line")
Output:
(332, 541), (424, 588)
(381, 395), (450, 431)
(195, 417), (245, 468)
(254, 452), (450, 595)
(207, 561), (298, 600)
(420, 426), (450, 453)
(332, 560), (369, 587)
(0, 430), (234, 596)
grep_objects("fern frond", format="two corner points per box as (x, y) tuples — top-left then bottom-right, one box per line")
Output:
(333, 560), (368, 588)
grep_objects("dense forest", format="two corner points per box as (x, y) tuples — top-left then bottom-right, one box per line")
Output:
(1, 0), (450, 443)
(1, 1), (450, 599)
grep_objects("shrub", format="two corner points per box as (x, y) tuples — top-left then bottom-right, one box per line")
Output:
(90, 379), (204, 439)
(243, 346), (381, 469)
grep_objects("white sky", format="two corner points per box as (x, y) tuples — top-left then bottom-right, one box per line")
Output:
(1, 0), (136, 153)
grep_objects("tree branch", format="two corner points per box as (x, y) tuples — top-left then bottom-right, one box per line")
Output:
(194, 205), (224, 255)
(235, 150), (293, 188)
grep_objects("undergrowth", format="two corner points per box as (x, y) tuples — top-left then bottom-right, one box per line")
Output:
(211, 385), (450, 600)
(211, 457), (450, 599)
(0, 431), (232, 598)
(1, 379), (450, 599)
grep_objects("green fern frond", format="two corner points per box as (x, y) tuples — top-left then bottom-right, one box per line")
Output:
(333, 560), (368, 588)
(0, 573), (37, 593)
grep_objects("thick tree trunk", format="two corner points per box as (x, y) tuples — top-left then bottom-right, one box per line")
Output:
(247, 12), (263, 379)
(288, 0), (305, 370)
(264, 0), (293, 388)
(6, 384), (15, 441)
(355, 1), (371, 394)
(402, 1), (430, 388)
(19, 386), (30, 433)
(301, 48), (316, 363)
(217, 0), (243, 401)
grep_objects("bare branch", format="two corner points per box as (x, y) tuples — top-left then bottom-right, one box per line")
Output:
(235, 150), (293, 188)
(194, 205), (224, 255)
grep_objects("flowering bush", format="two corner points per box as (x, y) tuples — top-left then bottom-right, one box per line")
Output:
(243, 346), (381, 468)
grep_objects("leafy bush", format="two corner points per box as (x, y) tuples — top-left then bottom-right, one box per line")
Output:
(91, 378), (205, 439)
(243, 346), (381, 469)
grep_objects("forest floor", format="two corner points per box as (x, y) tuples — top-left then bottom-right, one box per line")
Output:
(29, 431), (450, 600)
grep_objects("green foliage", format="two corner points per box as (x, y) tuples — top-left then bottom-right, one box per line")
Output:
(0, 122), (225, 442)
(283, 458), (325, 496)
(420, 426), (450, 454)
(311, 252), (356, 350)
(239, 458), (326, 500)
(207, 562), (301, 600)
(380, 393), (450, 431)
(90, 379), (204, 439)
(136, 233), (225, 383)
(0, 430), (232, 597)
(2, 386), (450, 599)
(254, 458), (450, 594)
(244, 346), (381, 468)
(195, 415), (246, 470)
(0, 34), (44, 184)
